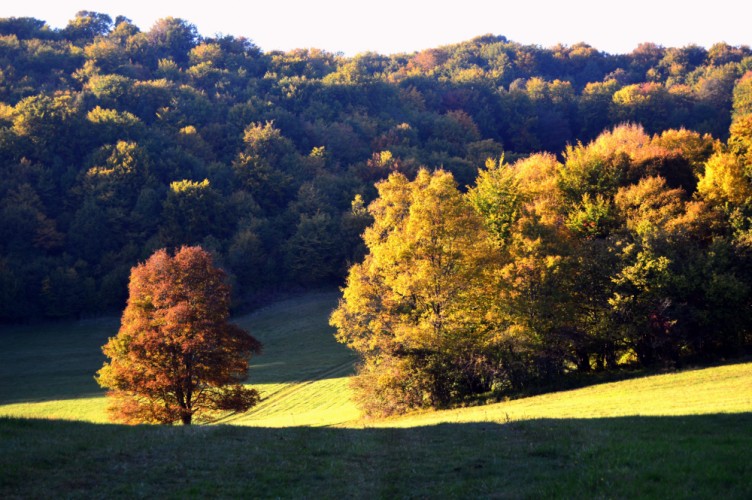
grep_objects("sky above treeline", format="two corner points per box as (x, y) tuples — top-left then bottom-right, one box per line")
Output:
(3, 0), (749, 55)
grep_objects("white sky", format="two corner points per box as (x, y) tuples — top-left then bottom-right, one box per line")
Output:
(3, 0), (750, 55)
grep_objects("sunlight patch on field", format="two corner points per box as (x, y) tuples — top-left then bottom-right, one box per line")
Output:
(369, 362), (752, 428)
(228, 376), (359, 427)
(0, 396), (109, 423)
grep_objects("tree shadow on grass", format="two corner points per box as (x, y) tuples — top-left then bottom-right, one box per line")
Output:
(1, 413), (750, 498)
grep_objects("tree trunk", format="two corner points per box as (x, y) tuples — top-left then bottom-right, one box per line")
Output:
(181, 413), (192, 425)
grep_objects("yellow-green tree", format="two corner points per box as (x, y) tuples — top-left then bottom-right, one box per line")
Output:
(732, 72), (752, 121)
(331, 169), (502, 416)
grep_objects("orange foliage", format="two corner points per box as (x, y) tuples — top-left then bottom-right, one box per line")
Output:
(97, 246), (262, 425)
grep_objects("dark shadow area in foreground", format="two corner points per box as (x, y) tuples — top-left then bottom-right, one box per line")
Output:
(2, 413), (750, 498)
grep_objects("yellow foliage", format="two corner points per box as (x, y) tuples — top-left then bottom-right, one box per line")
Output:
(0, 102), (15, 123)
(190, 42), (222, 65)
(697, 152), (752, 205)
(180, 125), (198, 135)
(170, 178), (210, 193)
(86, 106), (140, 126)
(614, 177), (686, 234)
(331, 169), (505, 414)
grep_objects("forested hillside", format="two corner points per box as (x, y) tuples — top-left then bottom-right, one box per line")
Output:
(1, 11), (751, 321)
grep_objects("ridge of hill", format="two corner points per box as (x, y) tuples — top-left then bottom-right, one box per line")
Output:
(3, 13), (752, 322)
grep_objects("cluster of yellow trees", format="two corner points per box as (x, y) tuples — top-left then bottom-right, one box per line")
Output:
(332, 119), (752, 416)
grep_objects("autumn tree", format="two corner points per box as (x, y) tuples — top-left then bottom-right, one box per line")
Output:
(96, 246), (262, 425)
(732, 72), (752, 121)
(331, 169), (504, 416)
(475, 153), (584, 378)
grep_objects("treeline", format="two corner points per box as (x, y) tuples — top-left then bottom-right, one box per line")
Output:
(332, 117), (752, 416)
(1, 11), (751, 320)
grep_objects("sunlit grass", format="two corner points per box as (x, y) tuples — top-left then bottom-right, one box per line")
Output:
(227, 376), (359, 427)
(0, 397), (109, 423)
(373, 361), (752, 428)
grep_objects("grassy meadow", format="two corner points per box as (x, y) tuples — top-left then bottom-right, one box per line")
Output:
(1, 290), (751, 497)
(0, 290), (358, 426)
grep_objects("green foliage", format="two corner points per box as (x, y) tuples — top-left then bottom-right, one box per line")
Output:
(161, 179), (227, 245)
(1, 11), (752, 327)
(610, 83), (675, 133)
(63, 11), (113, 43)
(467, 157), (521, 244)
(145, 17), (198, 66)
(284, 212), (342, 284)
(732, 71), (752, 120)
(566, 194), (614, 238)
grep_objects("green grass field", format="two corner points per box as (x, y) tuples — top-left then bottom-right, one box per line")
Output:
(1, 290), (751, 497)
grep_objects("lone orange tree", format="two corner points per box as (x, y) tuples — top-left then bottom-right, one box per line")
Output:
(97, 246), (262, 425)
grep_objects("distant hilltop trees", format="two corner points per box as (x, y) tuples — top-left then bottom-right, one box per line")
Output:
(0, 11), (751, 321)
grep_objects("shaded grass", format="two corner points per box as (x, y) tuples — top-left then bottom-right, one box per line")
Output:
(233, 289), (356, 384)
(1, 414), (750, 498)
(0, 317), (117, 404)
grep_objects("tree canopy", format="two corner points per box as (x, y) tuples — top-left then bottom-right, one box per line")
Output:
(0, 12), (751, 322)
(332, 123), (752, 416)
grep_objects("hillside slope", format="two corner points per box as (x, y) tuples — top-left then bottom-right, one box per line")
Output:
(1, 290), (750, 427)
(375, 362), (752, 428)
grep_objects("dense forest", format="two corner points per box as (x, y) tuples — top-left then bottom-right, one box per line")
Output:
(1, 11), (752, 327)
